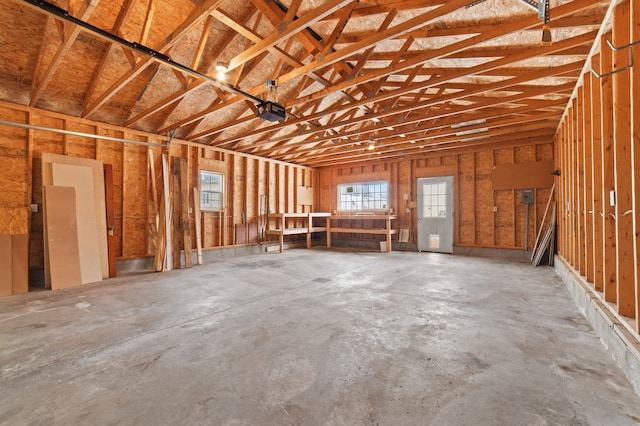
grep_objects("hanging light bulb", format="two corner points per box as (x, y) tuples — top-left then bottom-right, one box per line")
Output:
(215, 62), (228, 80)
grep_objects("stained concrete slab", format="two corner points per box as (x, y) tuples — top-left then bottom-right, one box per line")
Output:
(1, 249), (640, 425)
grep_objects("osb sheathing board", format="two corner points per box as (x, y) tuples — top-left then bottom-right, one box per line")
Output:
(495, 190), (515, 247)
(2, 102), (316, 263)
(0, 208), (29, 235)
(458, 153), (475, 246)
(246, 158), (257, 223)
(474, 150), (494, 247)
(96, 127), (124, 258)
(122, 142), (148, 257)
(317, 141), (554, 250)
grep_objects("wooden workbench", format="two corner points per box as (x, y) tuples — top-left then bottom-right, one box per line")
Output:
(266, 212), (331, 253)
(327, 214), (398, 252)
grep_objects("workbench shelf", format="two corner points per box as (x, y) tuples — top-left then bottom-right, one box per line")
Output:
(266, 212), (331, 252)
(327, 214), (398, 252)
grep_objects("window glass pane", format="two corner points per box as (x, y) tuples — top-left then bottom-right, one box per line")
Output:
(200, 171), (224, 210)
(337, 181), (388, 211)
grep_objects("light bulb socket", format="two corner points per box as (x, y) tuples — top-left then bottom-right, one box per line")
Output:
(541, 25), (552, 46)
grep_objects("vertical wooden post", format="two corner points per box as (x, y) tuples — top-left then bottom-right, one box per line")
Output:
(242, 156), (248, 244)
(172, 156), (182, 269)
(472, 154), (477, 246)
(601, 32), (617, 303)
(577, 88), (586, 276)
(276, 163), (281, 214)
(180, 157), (192, 268)
(583, 72), (594, 284)
(193, 188), (203, 265)
(103, 164), (116, 277)
(573, 99), (580, 269)
(612, 1), (634, 317)
(226, 154), (234, 246)
(162, 154), (172, 271)
(631, 0), (640, 332)
(491, 150), (496, 247)
(559, 122), (567, 258)
(26, 112), (34, 278)
(590, 56), (604, 292)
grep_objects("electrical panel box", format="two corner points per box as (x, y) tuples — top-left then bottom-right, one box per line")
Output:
(521, 189), (534, 204)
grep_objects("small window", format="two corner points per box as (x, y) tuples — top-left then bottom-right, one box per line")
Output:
(422, 182), (447, 218)
(200, 170), (224, 211)
(337, 181), (388, 212)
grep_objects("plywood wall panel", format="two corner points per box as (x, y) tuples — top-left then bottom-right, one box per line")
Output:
(44, 185), (83, 290)
(536, 143), (554, 161)
(494, 190), (514, 247)
(426, 157), (442, 167)
(0, 208), (28, 234)
(0, 108), (28, 208)
(96, 129), (124, 257)
(32, 115), (64, 155)
(246, 158), (257, 221)
(514, 191), (528, 249)
(494, 148), (514, 166)
(515, 145), (536, 163)
(0, 152), (27, 208)
(11, 234), (29, 295)
(52, 163), (103, 284)
(44, 153), (108, 279)
(458, 153), (475, 245)
(66, 122), (97, 159)
(441, 155), (455, 167)
(474, 151), (494, 246)
(122, 143), (148, 256)
(0, 235), (13, 297)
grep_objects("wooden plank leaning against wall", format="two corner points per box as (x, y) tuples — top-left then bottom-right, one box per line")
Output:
(555, 0), (640, 332)
(0, 100), (315, 280)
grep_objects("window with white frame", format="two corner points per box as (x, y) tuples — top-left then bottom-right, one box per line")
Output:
(200, 170), (224, 210)
(337, 181), (388, 211)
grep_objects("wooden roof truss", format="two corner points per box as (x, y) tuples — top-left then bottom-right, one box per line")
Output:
(1, 0), (610, 166)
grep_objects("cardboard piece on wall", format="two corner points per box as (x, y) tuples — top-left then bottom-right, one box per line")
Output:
(297, 186), (313, 206)
(491, 160), (554, 190)
(44, 185), (83, 290)
(0, 235), (12, 297)
(12, 234), (29, 295)
(52, 163), (103, 285)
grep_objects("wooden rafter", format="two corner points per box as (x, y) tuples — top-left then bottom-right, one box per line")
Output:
(29, 0), (99, 106)
(3, 0), (610, 167)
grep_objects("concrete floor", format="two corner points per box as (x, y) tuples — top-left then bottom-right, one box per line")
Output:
(2, 249), (640, 426)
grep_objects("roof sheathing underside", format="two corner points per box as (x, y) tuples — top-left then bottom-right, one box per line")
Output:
(0, 0), (610, 166)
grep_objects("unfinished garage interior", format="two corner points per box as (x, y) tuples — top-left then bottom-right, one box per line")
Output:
(2, 0), (640, 423)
